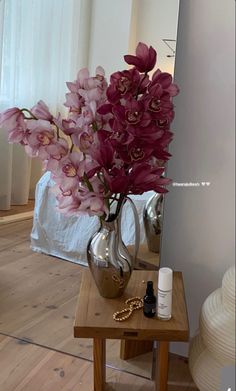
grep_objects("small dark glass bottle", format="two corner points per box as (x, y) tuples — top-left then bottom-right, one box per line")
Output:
(143, 281), (156, 318)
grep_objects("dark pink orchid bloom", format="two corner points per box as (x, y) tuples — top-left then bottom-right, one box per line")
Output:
(90, 131), (114, 169)
(127, 123), (164, 144)
(128, 164), (171, 194)
(124, 99), (151, 127)
(124, 42), (157, 73)
(106, 68), (141, 104)
(114, 139), (153, 164)
(111, 99), (151, 132)
(104, 167), (129, 194)
(151, 69), (179, 97)
(145, 95), (175, 125)
(152, 131), (174, 161)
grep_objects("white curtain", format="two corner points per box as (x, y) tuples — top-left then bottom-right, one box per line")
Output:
(0, 0), (92, 209)
(0, 0), (179, 210)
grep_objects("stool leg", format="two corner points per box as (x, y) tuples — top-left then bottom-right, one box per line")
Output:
(93, 338), (106, 391)
(155, 341), (169, 391)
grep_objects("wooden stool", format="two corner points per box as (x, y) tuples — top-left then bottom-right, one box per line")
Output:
(74, 270), (189, 391)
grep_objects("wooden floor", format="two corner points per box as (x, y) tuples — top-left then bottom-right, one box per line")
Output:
(0, 219), (198, 390)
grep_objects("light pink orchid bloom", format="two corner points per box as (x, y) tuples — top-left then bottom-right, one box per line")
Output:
(56, 191), (82, 216)
(31, 100), (53, 121)
(50, 151), (85, 193)
(25, 119), (56, 158)
(0, 107), (28, 144)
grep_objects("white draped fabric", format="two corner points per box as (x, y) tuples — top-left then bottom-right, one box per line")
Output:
(0, 0), (91, 209)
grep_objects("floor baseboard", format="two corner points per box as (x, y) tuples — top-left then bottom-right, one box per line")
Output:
(0, 211), (34, 225)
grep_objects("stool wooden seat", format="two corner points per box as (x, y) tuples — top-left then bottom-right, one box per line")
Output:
(74, 270), (189, 391)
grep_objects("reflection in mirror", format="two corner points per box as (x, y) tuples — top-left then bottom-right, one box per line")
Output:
(128, 0), (179, 271)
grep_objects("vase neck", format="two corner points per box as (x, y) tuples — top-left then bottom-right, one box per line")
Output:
(100, 219), (117, 231)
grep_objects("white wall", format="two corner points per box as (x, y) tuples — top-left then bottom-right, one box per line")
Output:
(161, 0), (235, 355)
(88, 0), (179, 76)
(130, 0), (179, 74)
(88, 0), (133, 76)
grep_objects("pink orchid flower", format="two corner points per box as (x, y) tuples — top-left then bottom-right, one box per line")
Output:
(31, 100), (53, 121)
(124, 99), (151, 127)
(124, 42), (157, 73)
(78, 194), (108, 217)
(76, 101), (97, 127)
(129, 164), (171, 194)
(51, 151), (85, 192)
(64, 92), (84, 113)
(151, 69), (179, 97)
(78, 131), (94, 153)
(0, 107), (28, 144)
(90, 131), (114, 169)
(55, 174), (108, 217)
(106, 68), (141, 104)
(25, 119), (56, 158)
(56, 190), (82, 216)
(104, 167), (130, 194)
(46, 138), (69, 160)
(127, 123), (164, 144)
(54, 116), (77, 136)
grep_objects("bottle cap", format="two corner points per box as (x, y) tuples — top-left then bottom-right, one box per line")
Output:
(158, 267), (173, 291)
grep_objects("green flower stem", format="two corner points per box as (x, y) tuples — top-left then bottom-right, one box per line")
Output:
(55, 125), (60, 140)
(97, 173), (111, 213)
(92, 122), (98, 131)
(83, 173), (94, 192)
(115, 193), (125, 218)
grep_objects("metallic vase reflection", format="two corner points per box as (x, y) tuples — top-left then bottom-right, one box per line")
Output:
(87, 198), (140, 298)
(143, 193), (163, 253)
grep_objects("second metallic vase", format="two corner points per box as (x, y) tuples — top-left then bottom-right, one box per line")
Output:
(143, 193), (163, 253)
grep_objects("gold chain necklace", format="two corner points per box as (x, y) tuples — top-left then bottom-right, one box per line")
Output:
(113, 297), (143, 322)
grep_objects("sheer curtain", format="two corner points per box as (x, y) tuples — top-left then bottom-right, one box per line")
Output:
(0, 0), (179, 210)
(0, 0), (91, 209)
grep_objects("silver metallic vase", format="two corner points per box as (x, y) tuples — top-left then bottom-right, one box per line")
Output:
(143, 193), (163, 253)
(87, 198), (140, 298)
